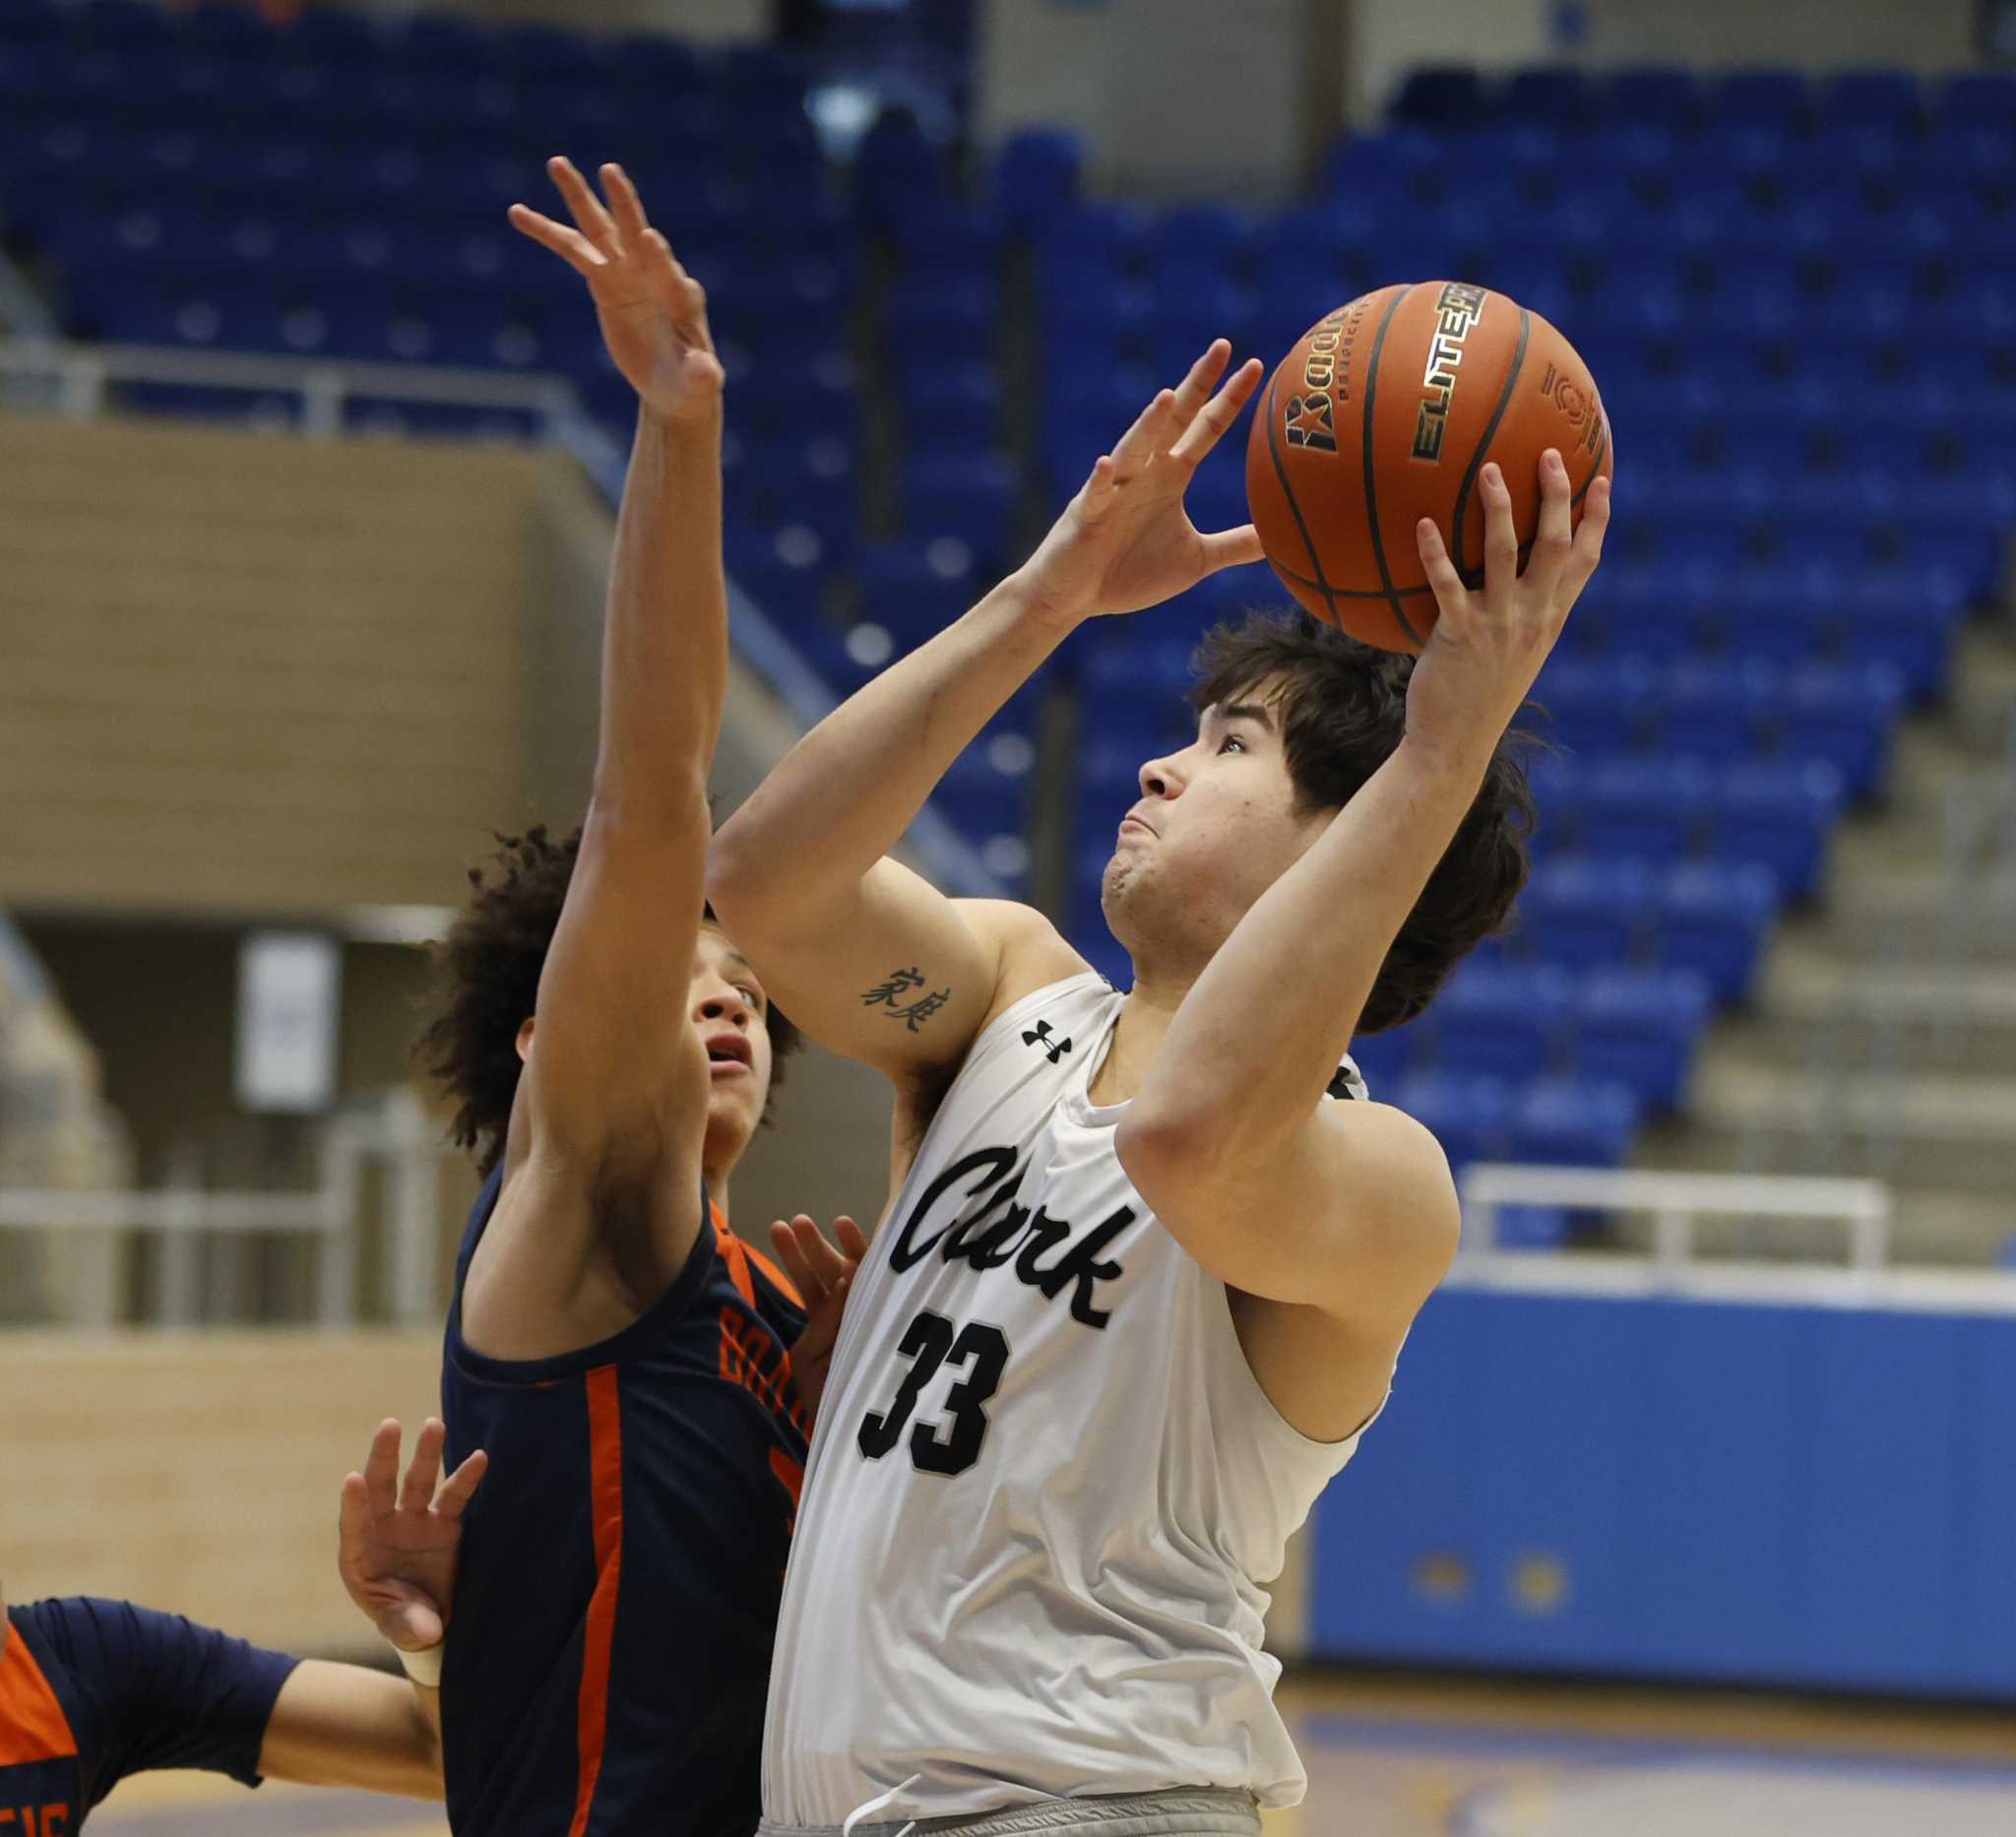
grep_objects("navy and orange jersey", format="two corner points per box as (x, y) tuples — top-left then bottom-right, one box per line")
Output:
(440, 1164), (810, 1837)
(0, 1597), (297, 1835)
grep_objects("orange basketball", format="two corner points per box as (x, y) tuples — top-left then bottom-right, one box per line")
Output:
(1243, 282), (1613, 653)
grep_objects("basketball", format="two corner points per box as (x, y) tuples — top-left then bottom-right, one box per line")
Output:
(1243, 282), (1613, 653)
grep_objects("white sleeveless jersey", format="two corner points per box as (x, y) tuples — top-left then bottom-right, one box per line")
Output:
(761, 971), (1379, 1825)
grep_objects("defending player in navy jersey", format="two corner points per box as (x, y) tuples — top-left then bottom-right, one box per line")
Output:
(710, 350), (1608, 1832)
(1, 1425), (484, 1832)
(409, 159), (861, 1837)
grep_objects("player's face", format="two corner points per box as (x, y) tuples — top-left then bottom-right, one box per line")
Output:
(691, 923), (775, 1176)
(1102, 687), (1332, 971)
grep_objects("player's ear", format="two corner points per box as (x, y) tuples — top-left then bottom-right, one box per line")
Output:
(515, 1017), (536, 1063)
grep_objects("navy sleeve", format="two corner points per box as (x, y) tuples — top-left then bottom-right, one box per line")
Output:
(20, 1599), (299, 1803)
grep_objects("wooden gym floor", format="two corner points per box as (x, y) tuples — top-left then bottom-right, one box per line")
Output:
(86, 1671), (2016, 1837)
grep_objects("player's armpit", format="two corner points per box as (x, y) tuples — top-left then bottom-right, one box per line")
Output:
(1116, 1098), (1459, 1334)
(255, 1660), (442, 1801)
(707, 849), (1078, 1084)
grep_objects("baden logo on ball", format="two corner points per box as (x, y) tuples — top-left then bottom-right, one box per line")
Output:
(1245, 281), (1614, 654)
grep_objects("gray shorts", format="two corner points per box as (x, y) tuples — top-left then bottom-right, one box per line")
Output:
(759, 1788), (1262, 1837)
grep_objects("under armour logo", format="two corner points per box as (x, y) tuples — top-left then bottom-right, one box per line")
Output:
(1022, 1021), (1073, 1063)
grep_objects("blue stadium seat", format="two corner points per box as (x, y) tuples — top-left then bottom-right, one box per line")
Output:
(1710, 761), (1845, 898)
(1533, 656), (1656, 758)
(1568, 967), (1712, 1112)
(1599, 67), (1703, 129)
(1345, 1026), (1417, 1092)
(1507, 1078), (1640, 1168)
(1390, 66), (1489, 127)
(1815, 69), (1921, 131)
(1654, 659), (1774, 761)
(1709, 68), (1812, 129)
(1763, 663), (1904, 794)
(1391, 1073), (1516, 1172)
(932, 740), (1036, 850)
(898, 362), (1003, 441)
(991, 127), (1082, 234)
(1577, 758), (1714, 867)
(901, 449), (1020, 567)
(1497, 66), (1591, 127)
(1517, 857), (1660, 968)
(1655, 862), (1781, 1003)
(850, 538), (981, 650)
(1938, 72), (2016, 129)
(1419, 961), (1574, 1084)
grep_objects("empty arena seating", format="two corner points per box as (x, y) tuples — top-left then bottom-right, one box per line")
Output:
(7, 7), (2008, 1186)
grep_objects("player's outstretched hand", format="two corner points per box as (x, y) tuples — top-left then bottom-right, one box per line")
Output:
(1408, 449), (1609, 770)
(508, 156), (723, 425)
(771, 1213), (870, 1426)
(338, 1417), (487, 1657)
(1016, 340), (1266, 626)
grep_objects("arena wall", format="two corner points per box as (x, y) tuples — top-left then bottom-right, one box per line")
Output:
(0, 1328), (443, 1657)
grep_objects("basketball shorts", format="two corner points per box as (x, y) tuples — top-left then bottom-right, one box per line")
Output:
(760, 1788), (1262, 1837)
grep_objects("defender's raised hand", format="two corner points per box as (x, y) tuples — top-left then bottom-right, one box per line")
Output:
(770, 1213), (870, 1425)
(508, 157), (723, 424)
(1017, 340), (1267, 626)
(1409, 449), (1609, 771)
(338, 1417), (487, 1655)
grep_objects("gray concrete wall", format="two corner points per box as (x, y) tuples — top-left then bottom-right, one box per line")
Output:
(976, 0), (1346, 204)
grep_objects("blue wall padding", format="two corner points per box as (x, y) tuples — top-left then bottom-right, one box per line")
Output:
(1310, 1286), (2016, 1697)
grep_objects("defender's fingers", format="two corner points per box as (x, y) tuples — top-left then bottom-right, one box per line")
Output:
(1198, 524), (1267, 573)
(769, 1218), (825, 1300)
(338, 1471), (371, 1554)
(1521, 448), (1575, 605)
(1166, 340), (1233, 438)
(436, 1447), (488, 1518)
(641, 229), (700, 319)
(546, 156), (619, 250)
(600, 162), (651, 249)
(399, 1417), (446, 1515)
(1479, 461), (1521, 607)
(363, 1418), (403, 1518)
(832, 1216), (869, 1264)
(1108, 389), (1177, 479)
(788, 1216), (852, 1288)
(1168, 357), (1264, 470)
(1417, 516), (1472, 632)
(506, 204), (605, 278)
(1560, 472), (1612, 601)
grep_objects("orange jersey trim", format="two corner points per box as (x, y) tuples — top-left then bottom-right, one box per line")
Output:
(710, 1202), (803, 1309)
(0, 1622), (77, 1768)
(565, 1365), (624, 1837)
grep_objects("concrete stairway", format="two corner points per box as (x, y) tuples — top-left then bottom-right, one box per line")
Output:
(1636, 609), (2016, 1267)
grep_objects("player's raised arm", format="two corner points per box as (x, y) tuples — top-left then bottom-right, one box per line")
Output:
(501, 158), (726, 1173)
(1115, 454), (1609, 1373)
(708, 341), (1265, 1084)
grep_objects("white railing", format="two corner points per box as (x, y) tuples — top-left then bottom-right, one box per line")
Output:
(1460, 1163), (1892, 1268)
(0, 1090), (451, 1330)
(1453, 1164), (2016, 1312)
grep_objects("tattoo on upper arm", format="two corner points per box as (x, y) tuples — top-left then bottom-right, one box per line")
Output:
(862, 968), (953, 1033)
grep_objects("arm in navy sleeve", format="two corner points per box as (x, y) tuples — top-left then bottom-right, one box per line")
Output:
(22, 1599), (296, 1801)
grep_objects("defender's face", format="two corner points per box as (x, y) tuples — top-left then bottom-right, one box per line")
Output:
(691, 924), (775, 1172)
(1102, 689), (1332, 960)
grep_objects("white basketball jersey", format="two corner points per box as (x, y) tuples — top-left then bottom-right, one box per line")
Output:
(761, 972), (1379, 1826)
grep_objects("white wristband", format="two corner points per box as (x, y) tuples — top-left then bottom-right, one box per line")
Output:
(393, 1639), (444, 1688)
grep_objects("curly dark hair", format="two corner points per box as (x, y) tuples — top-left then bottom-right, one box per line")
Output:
(415, 824), (802, 1175)
(1186, 610), (1536, 1034)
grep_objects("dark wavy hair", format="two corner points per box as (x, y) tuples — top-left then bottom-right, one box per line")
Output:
(415, 824), (802, 1175)
(1187, 610), (1536, 1034)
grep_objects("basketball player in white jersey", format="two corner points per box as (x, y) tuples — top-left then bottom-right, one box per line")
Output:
(708, 341), (1609, 1835)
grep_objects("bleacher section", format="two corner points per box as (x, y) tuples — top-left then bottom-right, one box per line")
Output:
(7, 3), (2011, 1202)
